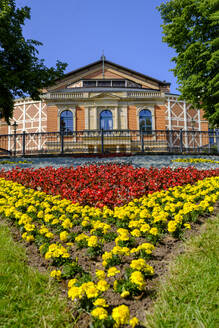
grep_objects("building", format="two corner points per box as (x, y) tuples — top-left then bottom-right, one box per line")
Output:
(0, 58), (212, 154)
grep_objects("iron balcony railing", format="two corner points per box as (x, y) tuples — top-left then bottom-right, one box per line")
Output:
(0, 129), (218, 157)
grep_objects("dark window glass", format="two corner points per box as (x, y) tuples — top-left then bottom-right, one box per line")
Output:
(83, 80), (96, 87)
(60, 110), (73, 134)
(100, 110), (113, 130)
(139, 109), (152, 133)
(97, 80), (111, 87)
(112, 80), (125, 87)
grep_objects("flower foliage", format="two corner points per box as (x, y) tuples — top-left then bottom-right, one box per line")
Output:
(0, 166), (219, 327)
(0, 164), (218, 208)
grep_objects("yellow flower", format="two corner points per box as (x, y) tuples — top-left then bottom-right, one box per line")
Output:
(26, 235), (34, 242)
(140, 224), (150, 233)
(184, 223), (191, 229)
(102, 251), (112, 261)
(83, 282), (99, 299)
(51, 218), (59, 225)
(93, 298), (109, 307)
(149, 227), (158, 236)
(91, 307), (108, 320)
(107, 267), (120, 277)
(45, 232), (54, 239)
(62, 218), (73, 229)
(112, 305), (130, 326)
(45, 251), (52, 259)
(50, 270), (61, 280)
(131, 229), (141, 237)
(130, 271), (145, 290)
(129, 317), (139, 328)
(96, 270), (105, 280)
(60, 231), (68, 242)
(62, 252), (70, 258)
(37, 210), (44, 218)
(24, 223), (35, 232)
(97, 279), (110, 292)
(68, 286), (81, 300)
(168, 220), (177, 233)
(68, 278), (77, 288)
(88, 235), (98, 247)
(102, 260), (108, 267)
(120, 290), (130, 298)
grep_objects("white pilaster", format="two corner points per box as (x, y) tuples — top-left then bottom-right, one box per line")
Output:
(39, 101), (42, 133)
(198, 109), (202, 147)
(8, 125), (11, 151)
(23, 102), (26, 131)
(85, 107), (90, 130)
(167, 98), (171, 130)
(183, 101), (188, 148)
(114, 108), (119, 129)
(93, 107), (98, 130)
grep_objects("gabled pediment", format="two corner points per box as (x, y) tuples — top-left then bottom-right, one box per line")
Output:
(47, 59), (170, 92)
(89, 92), (123, 100)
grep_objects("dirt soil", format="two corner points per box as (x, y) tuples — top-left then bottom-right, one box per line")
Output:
(3, 207), (218, 328)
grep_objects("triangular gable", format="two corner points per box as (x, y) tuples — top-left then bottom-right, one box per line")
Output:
(47, 59), (170, 92)
(82, 68), (123, 80)
(89, 92), (122, 100)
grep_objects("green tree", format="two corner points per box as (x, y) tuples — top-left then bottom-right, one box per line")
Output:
(0, 0), (67, 123)
(158, 0), (219, 127)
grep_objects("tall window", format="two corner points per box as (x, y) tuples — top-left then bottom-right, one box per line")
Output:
(139, 109), (152, 133)
(100, 110), (113, 130)
(60, 110), (73, 134)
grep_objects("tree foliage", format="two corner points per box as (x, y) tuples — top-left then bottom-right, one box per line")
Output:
(158, 0), (219, 127)
(0, 0), (67, 123)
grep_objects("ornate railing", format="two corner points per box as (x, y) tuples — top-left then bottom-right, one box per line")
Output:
(0, 129), (218, 157)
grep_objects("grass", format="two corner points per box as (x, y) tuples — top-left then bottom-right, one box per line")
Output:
(0, 223), (76, 328)
(145, 215), (219, 328)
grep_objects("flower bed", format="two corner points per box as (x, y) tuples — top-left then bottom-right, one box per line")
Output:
(172, 158), (219, 164)
(0, 174), (219, 327)
(0, 165), (219, 207)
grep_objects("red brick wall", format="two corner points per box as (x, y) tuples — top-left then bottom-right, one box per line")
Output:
(47, 106), (58, 132)
(155, 105), (166, 130)
(200, 109), (208, 131)
(76, 106), (85, 131)
(0, 120), (8, 134)
(128, 106), (137, 130)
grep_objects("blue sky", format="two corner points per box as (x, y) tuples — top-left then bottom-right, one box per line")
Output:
(15, 0), (178, 93)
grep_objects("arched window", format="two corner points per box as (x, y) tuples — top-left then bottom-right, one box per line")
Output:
(139, 109), (152, 133)
(60, 110), (73, 134)
(100, 110), (113, 130)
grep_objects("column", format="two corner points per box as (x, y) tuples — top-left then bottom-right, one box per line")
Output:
(84, 107), (90, 130)
(114, 107), (119, 130)
(93, 107), (98, 130)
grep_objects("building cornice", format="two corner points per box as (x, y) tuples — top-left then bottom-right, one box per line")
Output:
(42, 90), (165, 103)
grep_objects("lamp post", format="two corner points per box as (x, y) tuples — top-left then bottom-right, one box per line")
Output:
(13, 121), (18, 157)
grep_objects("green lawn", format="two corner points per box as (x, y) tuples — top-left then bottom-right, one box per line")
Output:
(1, 215), (219, 328)
(0, 223), (76, 328)
(145, 215), (219, 328)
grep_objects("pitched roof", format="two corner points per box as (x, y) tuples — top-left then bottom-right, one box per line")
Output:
(56, 59), (171, 86)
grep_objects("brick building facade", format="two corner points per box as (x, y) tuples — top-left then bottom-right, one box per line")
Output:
(0, 59), (209, 136)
